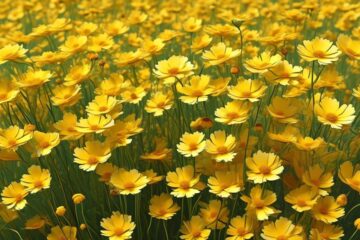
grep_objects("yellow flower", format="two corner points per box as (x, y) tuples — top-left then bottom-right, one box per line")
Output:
(145, 91), (173, 116)
(60, 35), (88, 54)
(31, 131), (60, 157)
(205, 130), (237, 162)
(1, 182), (28, 210)
(190, 117), (213, 131)
(0, 44), (28, 64)
(25, 215), (47, 230)
(246, 150), (284, 184)
(302, 164), (333, 196)
(0, 125), (33, 150)
(149, 193), (180, 220)
(208, 171), (241, 198)
(204, 24), (239, 38)
(100, 211), (135, 240)
(285, 185), (319, 212)
(120, 86), (147, 104)
(64, 64), (91, 86)
(244, 51), (282, 73)
(0, 204), (18, 223)
(199, 200), (229, 229)
(105, 20), (129, 36)
(183, 17), (202, 33)
(88, 33), (114, 52)
(263, 60), (302, 85)
(177, 132), (206, 157)
(96, 163), (117, 183)
(315, 97), (355, 129)
(261, 217), (303, 240)
(191, 34), (212, 53)
(17, 69), (53, 89)
(226, 215), (254, 240)
(53, 113), (84, 140)
(228, 79), (267, 102)
(267, 126), (300, 143)
(72, 193), (85, 204)
(310, 222), (344, 240)
(337, 34), (360, 59)
(0, 81), (19, 104)
(176, 75), (213, 104)
(115, 49), (145, 67)
(20, 165), (51, 193)
(267, 96), (299, 124)
(140, 138), (172, 162)
(355, 218), (360, 230)
(293, 136), (324, 151)
(312, 196), (344, 224)
(142, 170), (163, 185)
(353, 85), (360, 100)
(32, 51), (69, 67)
(202, 42), (241, 67)
(51, 84), (81, 107)
(338, 161), (360, 193)
(241, 185), (277, 221)
(166, 165), (200, 198)
(215, 101), (251, 125)
(141, 38), (165, 57)
(55, 206), (66, 216)
(110, 168), (149, 195)
(336, 194), (347, 206)
(180, 216), (211, 240)
(298, 37), (341, 65)
(154, 55), (195, 85)
(47, 226), (77, 240)
(76, 114), (114, 134)
(95, 74), (127, 96)
(74, 141), (111, 171)
(86, 95), (120, 116)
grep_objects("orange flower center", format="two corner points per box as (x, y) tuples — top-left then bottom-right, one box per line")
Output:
(188, 143), (198, 151)
(226, 112), (239, 119)
(237, 228), (246, 235)
(179, 181), (190, 190)
(326, 113), (338, 123)
(192, 90), (204, 97)
(114, 228), (124, 236)
(168, 68), (179, 75)
(88, 156), (98, 164)
(277, 236), (287, 240)
(241, 91), (252, 97)
(158, 209), (167, 216)
(313, 50), (326, 58)
(40, 142), (50, 149)
(216, 146), (228, 154)
(259, 166), (271, 175)
(15, 194), (23, 203)
(297, 200), (307, 207)
(319, 207), (328, 215)
(254, 199), (265, 209)
(7, 139), (17, 147)
(34, 180), (43, 188)
(0, 93), (7, 100)
(130, 93), (138, 99)
(193, 231), (201, 237)
(99, 106), (108, 112)
(124, 182), (136, 190)
(90, 125), (100, 131)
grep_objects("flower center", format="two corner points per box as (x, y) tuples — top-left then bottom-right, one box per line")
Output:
(124, 182), (136, 190)
(179, 181), (190, 190)
(188, 143), (198, 151)
(168, 68), (179, 75)
(99, 106), (108, 112)
(216, 146), (228, 154)
(313, 50), (326, 58)
(88, 156), (98, 164)
(259, 166), (271, 175)
(326, 113), (338, 123)
(297, 200), (307, 207)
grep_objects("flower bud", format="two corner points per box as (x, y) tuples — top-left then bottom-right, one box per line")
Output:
(80, 223), (87, 230)
(336, 194), (347, 206)
(72, 193), (85, 204)
(55, 206), (66, 216)
(354, 218), (360, 230)
(230, 66), (239, 74)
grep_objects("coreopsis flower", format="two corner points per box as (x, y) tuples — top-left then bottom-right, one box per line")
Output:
(120, 86), (147, 104)
(199, 200), (229, 229)
(215, 101), (251, 125)
(60, 35), (88, 54)
(338, 161), (360, 193)
(205, 130), (237, 162)
(110, 168), (149, 195)
(145, 91), (173, 116)
(0, 204), (18, 222)
(312, 196), (345, 223)
(100, 212), (135, 240)
(226, 215), (254, 240)
(353, 85), (360, 99)
(87, 33), (114, 52)
(302, 164), (334, 196)
(115, 50), (145, 67)
(190, 117), (213, 131)
(180, 216), (211, 240)
(337, 34), (360, 59)
(105, 20), (129, 36)
(73, 141), (111, 171)
(31, 131), (60, 157)
(263, 60), (302, 85)
(293, 136), (325, 151)
(202, 42), (241, 67)
(149, 193), (180, 220)
(140, 138), (172, 162)
(166, 165), (200, 198)
(315, 97), (355, 129)
(208, 171), (241, 198)
(0, 44), (28, 64)
(47, 226), (77, 240)
(53, 113), (84, 140)
(191, 34), (212, 53)
(241, 185), (277, 221)
(177, 132), (206, 157)
(267, 126), (300, 143)
(246, 150), (284, 184)
(20, 165), (51, 193)
(176, 75), (213, 104)
(96, 163), (117, 183)
(227, 79), (267, 102)
(1, 182), (28, 210)
(0, 126), (33, 150)
(64, 64), (91, 86)
(297, 37), (341, 65)
(261, 217), (303, 240)
(0, 81), (19, 104)
(141, 38), (165, 57)
(25, 215), (47, 230)
(204, 24), (239, 38)
(76, 114), (114, 134)
(51, 85), (81, 107)
(153, 55), (195, 85)
(95, 74), (127, 96)
(32, 51), (69, 67)
(75, 21), (97, 35)
(17, 69), (53, 89)
(183, 17), (202, 32)
(285, 185), (319, 212)
(244, 51), (282, 73)
(210, 77), (231, 96)
(310, 222), (344, 240)
(267, 96), (299, 124)
(86, 95), (120, 116)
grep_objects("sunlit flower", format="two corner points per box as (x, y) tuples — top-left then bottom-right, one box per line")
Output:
(177, 132), (206, 157)
(293, 136), (324, 151)
(228, 79), (267, 102)
(199, 200), (229, 229)
(86, 95), (120, 116)
(180, 216), (211, 240)
(337, 34), (360, 59)
(76, 114), (114, 134)
(0, 126), (33, 150)
(261, 217), (303, 240)
(208, 171), (241, 198)
(53, 113), (84, 140)
(285, 185), (319, 212)
(202, 42), (241, 67)
(51, 84), (81, 107)
(263, 60), (302, 85)
(267, 96), (299, 124)
(310, 222), (344, 240)
(47, 226), (77, 240)
(101, 212), (135, 240)
(149, 193), (180, 220)
(17, 69), (53, 89)
(302, 164), (334, 196)
(226, 215), (254, 240)
(183, 17), (202, 33)
(145, 91), (173, 116)
(176, 75), (213, 104)
(60, 35), (88, 54)
(312, 196), (344, 223)
(338, 161), (360, 193)
(215, 101), (251, 125)
(166, 165), (200, 198)
(244, 51), (282, 73)
(64, 64), (91, 86)
(205, 131), (237, 162)
(31, 131), (60, 157)
(1, 182), (28, 210)
(74, 141), (111, 171)
(20, 165), (51, 193)
(110, 168), (149, 195)
(0, 44), (28, 64)
(0, 81), (19, 104)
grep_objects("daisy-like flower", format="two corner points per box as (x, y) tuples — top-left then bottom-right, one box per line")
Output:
(47, 226), (77, 240)
(302, 164), (334, 196)
(267, 96), (299, 124)
(0, 81), (19, 104)
(202, 42), (241, 67)
(74, 141), (112, 171)
(267, 125), (300, 143)
(100, 212), (135, 240)
(176, 75), (213, 104)
(244, 51), (282, 73)
(226, 215), (254, 240)
(76, 114), (114, 134)
(183, 17), (202, 33)
(338, 161), (360, 193)
(60, 35), (88, 54)
(96, 163), (117, 183)
(312, 196), (345, 224)
(190, 117), (213, 131)
(177, 132), (206, 157)
(166, 165), (200, 198)
(261, 217), (303, 240)
(120, 86), (147, 104)
(315, 97), (355, 129)
(17, 69), (53, 89)
(51, 84), (81, 107)
(88, 33), (114, 52)
(191, 34), (212, 53)
(153, 55), (195, 85)
(285, 185), (319, 212)
(64, 64), (91, 86)
(1, 182), (28, 210)
(145, 91), (173, 117)
(149, 193), (180, 220)
(205, 130), (237, 162)
(86, 95), (120, 115)
(228, 79), (267, 102)
(0, 44), (28, 64)
(0, 126), (33, 150)
(337, 34), (360, 60)
(204, 24), (239, 38)
(293, 136), (324, 151)
(142, 170), (163, 185)
(53, 113), (84, 140)
(298, 37), (341, 65)
(199, 200), (229, 229)
(115, 49), (145, 67)
(215, 101), (251, 125)
(110, 168), (149, 195)
(180, 216), (211, 240)
(246, 150), (284, 184)
(263, 60), (302, 85)
(241, 185), (277, 221)
(310, 222), (344, 240)
(31, 131), (60, 157)
(208, 171), (241, 198)
(20, 165), (51, 194)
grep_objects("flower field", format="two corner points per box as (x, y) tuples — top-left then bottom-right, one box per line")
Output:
(0, 0), (360, 239)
